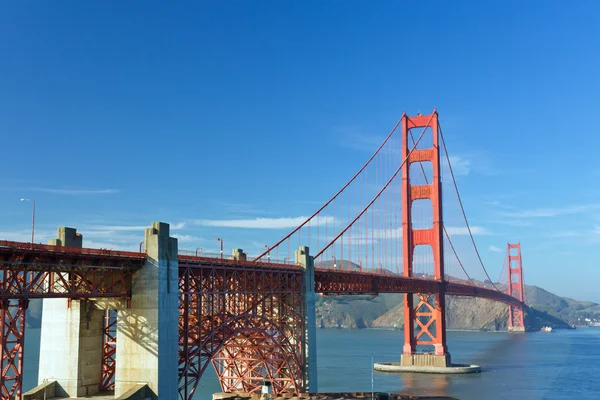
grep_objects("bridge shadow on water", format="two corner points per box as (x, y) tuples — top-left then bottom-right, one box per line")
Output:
(394, 373), (451, 397)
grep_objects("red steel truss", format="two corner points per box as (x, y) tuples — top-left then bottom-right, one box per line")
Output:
(100, 309), (117, 391)
(314, 269), (522, 305)
(178, 259), (304, 400)
(0, 240), (142, 399)
(0, 298), (27, 399)
(0, 241), (143, 300)
(507, 243), (526, 331)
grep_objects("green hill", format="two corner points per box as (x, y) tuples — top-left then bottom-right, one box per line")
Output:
(316, 284), (597, 331)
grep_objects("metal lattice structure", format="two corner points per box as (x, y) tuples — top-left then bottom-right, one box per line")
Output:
(0, 241), (142, 300)
(507, 243), (526, 331)
(101, 309), (117, 391)
(400, 112), (448, 357)
(178, 259), (304, 400)
(0, 241), (143, 398)
(0, 297), (27, 399)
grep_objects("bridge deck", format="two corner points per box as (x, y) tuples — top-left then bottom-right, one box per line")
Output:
(0, 242), (522, 307)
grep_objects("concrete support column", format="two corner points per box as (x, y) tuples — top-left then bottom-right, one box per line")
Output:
(232, 248), (247, 261)
(295, 246), (318, 393)
(114, 222), (179, 399)
(38, 227), (104, 397)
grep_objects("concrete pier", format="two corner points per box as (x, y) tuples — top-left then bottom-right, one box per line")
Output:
(35, 223), (179, 399)
(400, 353), (451, 368)
(374, 361), (480, 374)
(295, 246), (318, 393)
(38, 228), (106, 397)
(115, 222), (179, 398)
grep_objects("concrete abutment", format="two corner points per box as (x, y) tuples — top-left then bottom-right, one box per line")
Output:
(35, 223), (179, 399)
(295, 246), (318, 393)
(38, 227), (104, 397)
(114, 222), (178, 398)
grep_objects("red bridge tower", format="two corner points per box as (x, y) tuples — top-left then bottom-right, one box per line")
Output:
(507, 243), (526, 332)
(401, 110), (451, 367)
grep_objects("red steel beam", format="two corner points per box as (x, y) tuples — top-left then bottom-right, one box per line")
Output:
(0, 248), (142, 300)
(0, 298), (27, 399)
(178, 262), (304, 400)
(100, 309), (117, 391)
(313, 269), (523, 307)
(0, 240), (145, 260)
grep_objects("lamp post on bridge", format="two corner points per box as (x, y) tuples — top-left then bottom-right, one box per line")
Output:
(332, 255), (337, 270)
(264, 245), (270, 262)
(216, 238), (223, 259)
(20, 198), (35, 244)
(196, 247), (203, 256)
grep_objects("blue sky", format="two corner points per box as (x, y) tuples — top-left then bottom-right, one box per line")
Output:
(2, 1), (600, 301)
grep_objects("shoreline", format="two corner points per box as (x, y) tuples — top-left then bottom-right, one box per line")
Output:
(213, 392), (457, 400)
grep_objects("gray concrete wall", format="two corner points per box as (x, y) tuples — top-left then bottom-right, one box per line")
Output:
(47, 227), (82, 247)
(38, 228), (104, 397)
(114, 222), (178, 398)
(295, 246), (318, 393)
(22, 380), (56, 400)
(38, 299), (104, 397)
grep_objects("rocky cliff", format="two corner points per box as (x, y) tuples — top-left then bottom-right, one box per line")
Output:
(316, 285), (588, 331)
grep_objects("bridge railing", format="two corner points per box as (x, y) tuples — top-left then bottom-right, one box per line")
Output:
(178, 250), (300, 269)
(0, 240), (145, 259)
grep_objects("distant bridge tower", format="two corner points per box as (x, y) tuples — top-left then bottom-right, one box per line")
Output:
(400, 110), (451, 367)
(507, 243), (525, 332)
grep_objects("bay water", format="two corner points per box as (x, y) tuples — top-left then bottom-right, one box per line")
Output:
(22, 327), (600, 399)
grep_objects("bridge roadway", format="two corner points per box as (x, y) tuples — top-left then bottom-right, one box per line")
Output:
(0, 240), (521, 305)
(178, 254), (523, 306)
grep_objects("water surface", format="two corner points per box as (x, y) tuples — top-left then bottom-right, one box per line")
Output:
(23, 327), (600, 399)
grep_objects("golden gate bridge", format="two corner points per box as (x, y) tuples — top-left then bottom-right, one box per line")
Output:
(0, 110), (526, 399)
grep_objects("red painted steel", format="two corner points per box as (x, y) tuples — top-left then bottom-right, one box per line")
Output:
(0, 240), (526, 399)
(507, 243), (525, 330)
(0, 240), (145, 260)
(178, 259), (304, 400)
(314, 268), (522, 305)
(0, 242), (142, 300)
(401, 111), (448, 356)
(100, 309), (117, 391)
(0, 298), (27, 399)
(0, 241), (142, 398)
(252, 117), (405, 262)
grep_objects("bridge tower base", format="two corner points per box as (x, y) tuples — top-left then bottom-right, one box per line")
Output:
(400, 353), (451, 368)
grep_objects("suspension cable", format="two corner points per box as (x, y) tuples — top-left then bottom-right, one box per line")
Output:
(253, 115), (405, 261)
(408, 132), (475, 285)
(314, 113), (434, 260)
(497, 243), (508, 285)
(439, 123), (499, 291)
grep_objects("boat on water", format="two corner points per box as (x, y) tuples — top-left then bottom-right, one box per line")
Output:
(541, 326), (553, 332)
(589, 322), (600, 327)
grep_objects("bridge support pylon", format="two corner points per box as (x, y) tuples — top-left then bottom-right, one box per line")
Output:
(295, 246), (318, 393)
(115, 222), (179, 398)
(38, 227), (106, 398)
(400, 111), (451, 368)
(507, 243), (525, 332)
